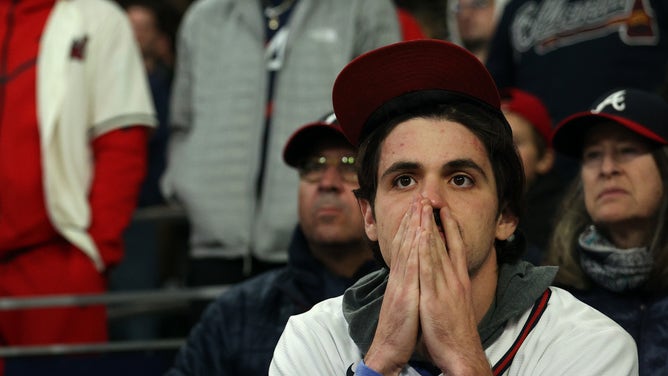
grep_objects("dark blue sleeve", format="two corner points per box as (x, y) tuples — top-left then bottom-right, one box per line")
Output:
(355, 360), (384, 376)
(165, 298), (230, 376)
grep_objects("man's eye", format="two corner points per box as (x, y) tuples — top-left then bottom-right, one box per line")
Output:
(302, 161), (325, 173)
(451, 175), (473, 187)
(394, 175), (415, 188)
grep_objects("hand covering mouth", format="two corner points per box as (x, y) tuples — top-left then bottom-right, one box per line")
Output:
(433, 208), (444, 233)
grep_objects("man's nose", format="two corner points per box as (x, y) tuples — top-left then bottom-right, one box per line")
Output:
(318, 165), (344, 190)
(421, 179), (445, 208)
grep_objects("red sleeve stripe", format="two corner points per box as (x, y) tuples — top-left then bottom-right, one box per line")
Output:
(492, 288), (552, 376)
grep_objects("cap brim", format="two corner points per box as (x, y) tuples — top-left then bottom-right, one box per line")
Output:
(333, 39), (502, 146)
(552, 112), (668, 159)
(282, 122), (351, 167)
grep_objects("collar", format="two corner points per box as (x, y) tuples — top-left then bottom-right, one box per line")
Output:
(342, 261), (557, 356)
(276, 226), (379, 309)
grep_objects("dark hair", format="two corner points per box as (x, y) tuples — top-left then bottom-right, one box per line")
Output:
(354, 97), (526, 266)
(546, 146), (668, 293)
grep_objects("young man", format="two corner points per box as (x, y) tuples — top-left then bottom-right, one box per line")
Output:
(270, 40), (637, 375)
(166, 114), (378, 375)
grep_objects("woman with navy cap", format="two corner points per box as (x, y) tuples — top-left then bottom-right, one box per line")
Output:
(546, 88), (668, 376)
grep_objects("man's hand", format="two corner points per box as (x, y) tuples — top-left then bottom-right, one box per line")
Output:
(418, 201), (491, 375)
(364, 197), (422, 375)
(363, 196), (491, 375)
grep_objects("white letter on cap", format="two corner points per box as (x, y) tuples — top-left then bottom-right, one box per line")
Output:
(593, 90), (626, 113)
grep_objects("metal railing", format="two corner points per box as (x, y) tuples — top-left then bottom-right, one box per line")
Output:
(0, 285), (229, 357)
(0, 338), (185, 357)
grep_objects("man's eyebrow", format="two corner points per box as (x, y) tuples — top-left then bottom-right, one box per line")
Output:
(444, 159), (488, 180)
(380, 161), (421, 180)
(379, 159), (489, 181)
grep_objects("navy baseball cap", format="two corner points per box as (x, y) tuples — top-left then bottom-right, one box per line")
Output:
(332, 39), (507, 147)
(552, 89), (668, 159)
(282, 112), (353, 168)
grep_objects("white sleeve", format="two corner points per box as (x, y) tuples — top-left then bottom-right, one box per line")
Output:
(501, 288), (639, 376)
(87, 0), (156, 135)
(524, 325), (638, 375)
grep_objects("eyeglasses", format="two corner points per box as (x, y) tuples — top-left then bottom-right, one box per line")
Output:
(451, 0), (492, 13)
(298, 155), (358, 183)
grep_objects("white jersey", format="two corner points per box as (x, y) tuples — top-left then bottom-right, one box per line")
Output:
(38, 0), (156, 270)
(270, 287), (638, 375)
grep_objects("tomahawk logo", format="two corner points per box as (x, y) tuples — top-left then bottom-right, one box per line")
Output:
(593, 90), (626, 113)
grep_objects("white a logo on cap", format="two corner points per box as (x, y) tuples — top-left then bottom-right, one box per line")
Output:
(593, 90), (626, 113)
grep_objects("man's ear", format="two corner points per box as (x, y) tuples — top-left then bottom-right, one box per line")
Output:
(358, 198), (378, 241)
(496, 208), (519, 241)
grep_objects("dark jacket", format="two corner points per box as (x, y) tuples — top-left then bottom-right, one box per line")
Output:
(571, 285), (668, 375)
(166, 227), (377, 375)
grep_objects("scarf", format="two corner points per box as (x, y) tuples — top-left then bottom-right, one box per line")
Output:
(578, 225), (653, 292)
(342, 261), (557, 358)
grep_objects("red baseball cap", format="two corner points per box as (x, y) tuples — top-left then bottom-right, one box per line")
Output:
(333, 39), (505, 146)
(500, 88), (552, 144)
(282, 112), (353, 168)
(552, 88), (668, 159)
